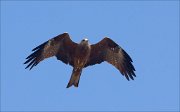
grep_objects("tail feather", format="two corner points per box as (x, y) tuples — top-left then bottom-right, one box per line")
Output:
(66, 68), (82, 88)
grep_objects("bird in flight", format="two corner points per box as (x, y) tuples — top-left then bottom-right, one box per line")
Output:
(24, 32), (136, 88)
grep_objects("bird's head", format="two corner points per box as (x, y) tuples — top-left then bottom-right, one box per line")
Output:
(82, 38), (88, 42)
(80, 38), (89, 44)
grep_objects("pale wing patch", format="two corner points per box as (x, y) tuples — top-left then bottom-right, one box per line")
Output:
(42, 39), (60, 59)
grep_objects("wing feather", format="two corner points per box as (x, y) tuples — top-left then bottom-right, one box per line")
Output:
(24, 33), (77, 70)
(85, 37), (136, 80)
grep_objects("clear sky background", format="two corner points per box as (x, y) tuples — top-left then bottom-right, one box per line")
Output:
(1, 1), (179, 111)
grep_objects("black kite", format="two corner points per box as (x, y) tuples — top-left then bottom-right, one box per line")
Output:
(24, 33), (136, 88)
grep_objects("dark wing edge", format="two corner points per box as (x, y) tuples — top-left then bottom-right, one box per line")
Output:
(24, 33), (77, 70)
(85, 37), (136, 80)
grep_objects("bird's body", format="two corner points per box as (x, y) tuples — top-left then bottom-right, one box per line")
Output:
(74, 39), (91, 68)
(24, 33), (136, 88)
(67, 39), (91, 88)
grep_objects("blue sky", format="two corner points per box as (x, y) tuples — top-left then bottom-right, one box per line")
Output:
(1, 1), (179, 111)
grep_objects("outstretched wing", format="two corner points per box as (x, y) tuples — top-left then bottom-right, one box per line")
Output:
(24, 33), (78, 70)
(85, 37), (136, 80)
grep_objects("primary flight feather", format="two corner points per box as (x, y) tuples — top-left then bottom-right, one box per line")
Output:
(24, 32), (136, 88)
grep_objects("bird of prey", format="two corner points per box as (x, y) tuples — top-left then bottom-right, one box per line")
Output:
(24, 32), (136, 88)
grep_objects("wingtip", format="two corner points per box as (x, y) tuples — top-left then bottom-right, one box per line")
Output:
(25, 66), (28, 70)
(25, 65), (31, 70)
(26, 56), (31, 59)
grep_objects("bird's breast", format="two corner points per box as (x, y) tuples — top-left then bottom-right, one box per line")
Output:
(76, 44), (90, 57)
(74, 45), (91, 68)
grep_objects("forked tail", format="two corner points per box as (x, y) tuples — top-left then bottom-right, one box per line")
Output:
(66, 68), (82, 88)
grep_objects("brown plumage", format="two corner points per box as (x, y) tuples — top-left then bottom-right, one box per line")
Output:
(24, 32), (136, 88)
